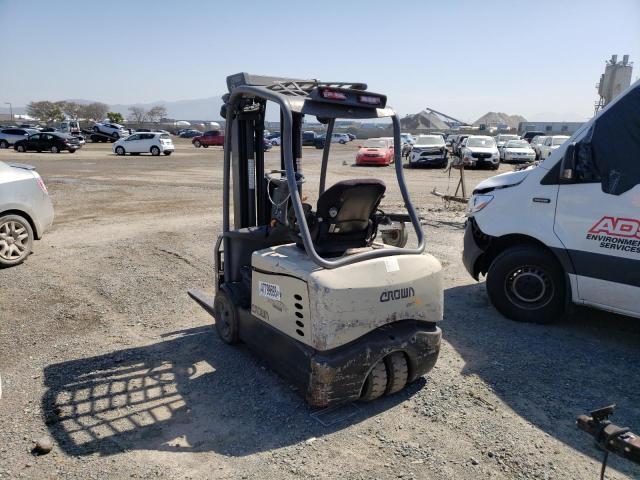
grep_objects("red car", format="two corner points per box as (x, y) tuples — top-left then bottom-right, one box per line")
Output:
(356, 138), (395, 166)
(193, 130), (225, 148)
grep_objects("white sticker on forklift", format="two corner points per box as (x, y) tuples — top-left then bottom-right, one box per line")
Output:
(259, 281), (281, 301)
(384, 258), (400, 272)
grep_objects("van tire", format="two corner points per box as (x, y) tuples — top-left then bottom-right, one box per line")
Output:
(360, 359), (388, 402)
(486, 245), (565, 324)
(384, 352), (409, 395)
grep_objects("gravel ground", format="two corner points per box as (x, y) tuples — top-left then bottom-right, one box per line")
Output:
(1, 139), (639, 479)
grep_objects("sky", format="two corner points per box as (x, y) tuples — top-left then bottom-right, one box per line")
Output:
(1, 0), (639, 122)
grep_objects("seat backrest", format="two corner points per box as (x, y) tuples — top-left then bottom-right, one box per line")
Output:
(309, 179), (385, 254)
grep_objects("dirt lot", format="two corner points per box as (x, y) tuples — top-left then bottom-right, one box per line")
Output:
(1, 138), (639, 479)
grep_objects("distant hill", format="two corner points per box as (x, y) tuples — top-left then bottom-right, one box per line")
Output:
(473, 112), (526, 129)
(400, 110), (449, 131)
(0, 97), (226, 122)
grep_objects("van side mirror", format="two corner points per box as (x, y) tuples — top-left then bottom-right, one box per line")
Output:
(560, 142), (576, 180)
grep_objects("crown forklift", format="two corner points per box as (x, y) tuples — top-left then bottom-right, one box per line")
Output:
(189, 73), (443, 407)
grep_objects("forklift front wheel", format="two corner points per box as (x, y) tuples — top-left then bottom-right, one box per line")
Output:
(213, 290), (239, 344)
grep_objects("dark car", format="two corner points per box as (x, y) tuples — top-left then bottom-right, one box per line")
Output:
(521, 131), (545, 143)
(302, 131), (325, 149)
(180, 130), (202, 138)
(136, 128), (152, 132)
(40, 127), (57, 132)
(14, 132), (81, 153)
(266, 132), (281, 140)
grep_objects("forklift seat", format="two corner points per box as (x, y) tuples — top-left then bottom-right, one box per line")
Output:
(295, 179), (386, 256)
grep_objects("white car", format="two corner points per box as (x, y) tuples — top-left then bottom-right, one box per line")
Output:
(460, 136), (500, 170)
(501, 139), (536, 163)
(331, 133), (350, 144)
(112, 132), (174, 156)
(530, 135), (547, 159)
(93, 122), (129, 139)
(538, 135), (569, 159)
(0, 161), (54, 267)
(495, 134), (520, 159)
(0, 128), (40, 148)
(401, 133), (415, 145)
(270, 136), (281, 146)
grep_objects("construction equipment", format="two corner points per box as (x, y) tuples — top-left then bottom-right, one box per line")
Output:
(189, 73), (443, 407)
(577, 405), (640, 479)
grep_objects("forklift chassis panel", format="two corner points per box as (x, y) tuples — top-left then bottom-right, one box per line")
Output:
(238, 308), (441, 407)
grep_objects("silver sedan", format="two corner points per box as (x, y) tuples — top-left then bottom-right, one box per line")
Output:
(0, 161), (54, 267)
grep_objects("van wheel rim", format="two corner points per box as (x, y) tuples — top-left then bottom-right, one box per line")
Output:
(505, 265), (553, 309)
(0, 221), (29, 260)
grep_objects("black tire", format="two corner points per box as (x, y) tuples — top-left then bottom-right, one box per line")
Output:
(486, 245), (565, 324)
(202, 144), (209, 148)
(111, 132), (119, 139)
(50, 146), (59, 153)
(213, 290), (239, 344)
(384, 352), (409, 395)
(115, 146), (125, 156)
(150, 146), (160, 156)
(163, 151), (172, 156)
(16, 145), (25, 152)
(360, 359), (388, 402)
(194, 140), (201, 148)
(0, 140), (8, 149)
(0, 214), (34, 268)
(68, 149), (76, 153)
(92, 126), (99, 132)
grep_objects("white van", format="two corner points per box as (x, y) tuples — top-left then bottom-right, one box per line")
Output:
(463, 80), (640, 323)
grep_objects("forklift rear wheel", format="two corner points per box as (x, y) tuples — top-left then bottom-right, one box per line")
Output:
(360, 359), (388, 402)
(213, 290), (239, 344)
(384, 352), (409, 395)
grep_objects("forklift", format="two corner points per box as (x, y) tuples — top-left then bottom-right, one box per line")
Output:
(189, 73), (443, 407)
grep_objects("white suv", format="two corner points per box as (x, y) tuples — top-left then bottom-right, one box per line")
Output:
(112, 132), (175, 156)
(460, 136), (500, 170)
(93, 122), (129, 139)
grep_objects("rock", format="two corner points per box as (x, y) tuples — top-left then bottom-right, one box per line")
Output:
(32, 436), (53, 454)
(470, 457), (479, 465)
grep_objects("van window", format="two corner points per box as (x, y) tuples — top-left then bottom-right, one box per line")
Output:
(572, 84), (640, 195)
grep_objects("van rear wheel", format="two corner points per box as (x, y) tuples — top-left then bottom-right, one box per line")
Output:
(486, 245), (565, 324)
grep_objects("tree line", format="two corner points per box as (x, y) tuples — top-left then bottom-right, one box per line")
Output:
(25, 101), (168, 125)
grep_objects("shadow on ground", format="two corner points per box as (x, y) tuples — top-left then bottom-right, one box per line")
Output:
(42, 325), (422, 457)
(444, 282), (640, 477)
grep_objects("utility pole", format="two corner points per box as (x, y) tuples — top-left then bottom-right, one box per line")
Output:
(4, 102), (13, 122)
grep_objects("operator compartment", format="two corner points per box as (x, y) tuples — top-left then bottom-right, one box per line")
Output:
(251, 244), (443, 351)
